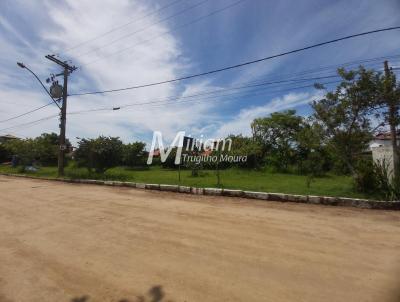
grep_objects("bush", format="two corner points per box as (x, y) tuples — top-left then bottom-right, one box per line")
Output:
(33, 133), (60, 166)
(75, 136), (123, 173)
(122, 142), (146, 167)
(0, 143), (10, 163)
(354, 159), (376, 194)
(3, 139), (36, 166)
(354, 158), (400, 200)
(2, 133), (69, 167)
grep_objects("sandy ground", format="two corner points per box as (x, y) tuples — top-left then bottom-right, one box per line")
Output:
(0, 176), (400, 302)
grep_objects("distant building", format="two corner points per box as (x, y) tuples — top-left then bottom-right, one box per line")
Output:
(370, 131), (400, 180)
(149, 149), (161, 157)
(369, 131), (400, 149)
(0, 134), (20, 144)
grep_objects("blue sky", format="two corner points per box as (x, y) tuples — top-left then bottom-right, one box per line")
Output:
(0, 0), (399, 145)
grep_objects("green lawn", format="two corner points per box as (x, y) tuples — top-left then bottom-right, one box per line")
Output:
(0, 164), (371, 199)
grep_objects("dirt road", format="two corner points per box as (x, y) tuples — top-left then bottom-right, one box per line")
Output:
(0, 176), (399, 302)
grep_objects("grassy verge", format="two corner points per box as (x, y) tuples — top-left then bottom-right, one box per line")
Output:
(0, 164), (370, 199)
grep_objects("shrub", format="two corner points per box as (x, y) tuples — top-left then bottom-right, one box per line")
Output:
(122, 142), (146, 167)
(0, 143), (10, 163)
(75, 136), (123, 173)
(354, 158), (400, 200)
(354, 159), (377, 194)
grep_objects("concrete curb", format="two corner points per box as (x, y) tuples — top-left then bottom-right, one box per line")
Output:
(159, 184), (179, 192)
(178, 186), (191, 193)
(203, 188), (223, 196)
(1, 172), (399, 210)
(223, 189), (244, 197)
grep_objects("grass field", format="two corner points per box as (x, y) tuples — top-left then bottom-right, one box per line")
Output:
(0, 164), (369, 199)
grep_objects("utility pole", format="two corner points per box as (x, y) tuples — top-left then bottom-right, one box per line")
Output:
(45, 55), (76, 177)
(384, 60), (399, 179)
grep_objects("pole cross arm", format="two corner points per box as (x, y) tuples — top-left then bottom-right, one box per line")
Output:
(45, 55), (77, 72)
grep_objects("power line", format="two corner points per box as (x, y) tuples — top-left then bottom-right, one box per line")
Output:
(2, 79), (335, 133)
(3, 54), (397, 125)
(7, 67), (400, 133)
(70, 80), (340, 116)
(62, 0), (186, 54)
(66, 60), (400, 114)
(79, 0), (246, 68)
(70, 26), (400, 96)
(6, 62), (400, 134)
(69, 74), (341, 115)
(249, 54), (400, 83)
(0, 114), (59, 133)
(0, 102), (53, 123)
(74, 0), (210, 59)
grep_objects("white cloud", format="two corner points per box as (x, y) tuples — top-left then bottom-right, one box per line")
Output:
(213, 91), (323, 138)
(0, 0), (221, 145)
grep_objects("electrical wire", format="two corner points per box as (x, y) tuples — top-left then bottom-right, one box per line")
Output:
(0, 79), (335, 133)
(0, 114), (59, 133)
(73, 0), (210, 59)
(69, 74), (340, 115)
(70, 26), (400, 96)
(3, 54), (397, 125)
(6, 67), (400, 133)
(68, 80), (340, 116)
(63, 0), (186, 54)
(0, 102), (53, 123)
(78, 0), (246, 68)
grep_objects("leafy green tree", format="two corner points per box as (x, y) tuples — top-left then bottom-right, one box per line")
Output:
(251, 110), (303, 172)
(312, 67), (379, 175)
(296, 121), (330, 177)
(75, 136), (123, 173)
(226, 135), (263, 169)
(0, 143), (10, 163)
(3, 133), (71, 167)
(122, 142), (146, 167)
(368, 64), (400, 179)
(34, 133), (62, 166)
(4, 138), (36, 166)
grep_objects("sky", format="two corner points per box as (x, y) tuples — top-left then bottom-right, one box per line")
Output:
(0, 0), (400, 146)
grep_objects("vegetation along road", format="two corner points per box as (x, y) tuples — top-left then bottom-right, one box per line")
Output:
(0, 175), (399, 302)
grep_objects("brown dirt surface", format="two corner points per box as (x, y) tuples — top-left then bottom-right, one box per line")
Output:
(0, 175), (399, 302)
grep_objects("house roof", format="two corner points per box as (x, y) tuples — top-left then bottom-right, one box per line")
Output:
(150, 149), (161, 157)
(374, 131), (400, 141)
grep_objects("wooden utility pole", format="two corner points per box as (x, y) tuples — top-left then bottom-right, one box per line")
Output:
(384, 60), (399, 179)
(45, 55), (76, 177)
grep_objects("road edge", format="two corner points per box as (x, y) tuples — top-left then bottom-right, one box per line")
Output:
(1, 173), (399, 210)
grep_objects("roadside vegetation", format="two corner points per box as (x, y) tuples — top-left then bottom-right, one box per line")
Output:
(0, 164), (362, 198)
(1, 66), (399, 200)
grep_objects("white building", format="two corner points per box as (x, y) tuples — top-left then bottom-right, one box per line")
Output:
(370, 131), (400, 179)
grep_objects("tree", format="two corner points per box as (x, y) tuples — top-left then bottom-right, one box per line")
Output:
(122, 142), (146, 167)
(33, 132), (66, 166)
(3, 138), (36, 166)
(2, 133), (71, 167)
(75, 136), (123, 173)
(226, 135), (263, 169)
(296, 121), (330, 185)
(0, 143), (10, 163)
(251, 110), (303, 171)
(312, 67), (379, 175)
(372, 62), (400, 179)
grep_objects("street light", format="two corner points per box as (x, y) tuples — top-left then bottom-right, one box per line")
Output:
(17, 62), (61, 109)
